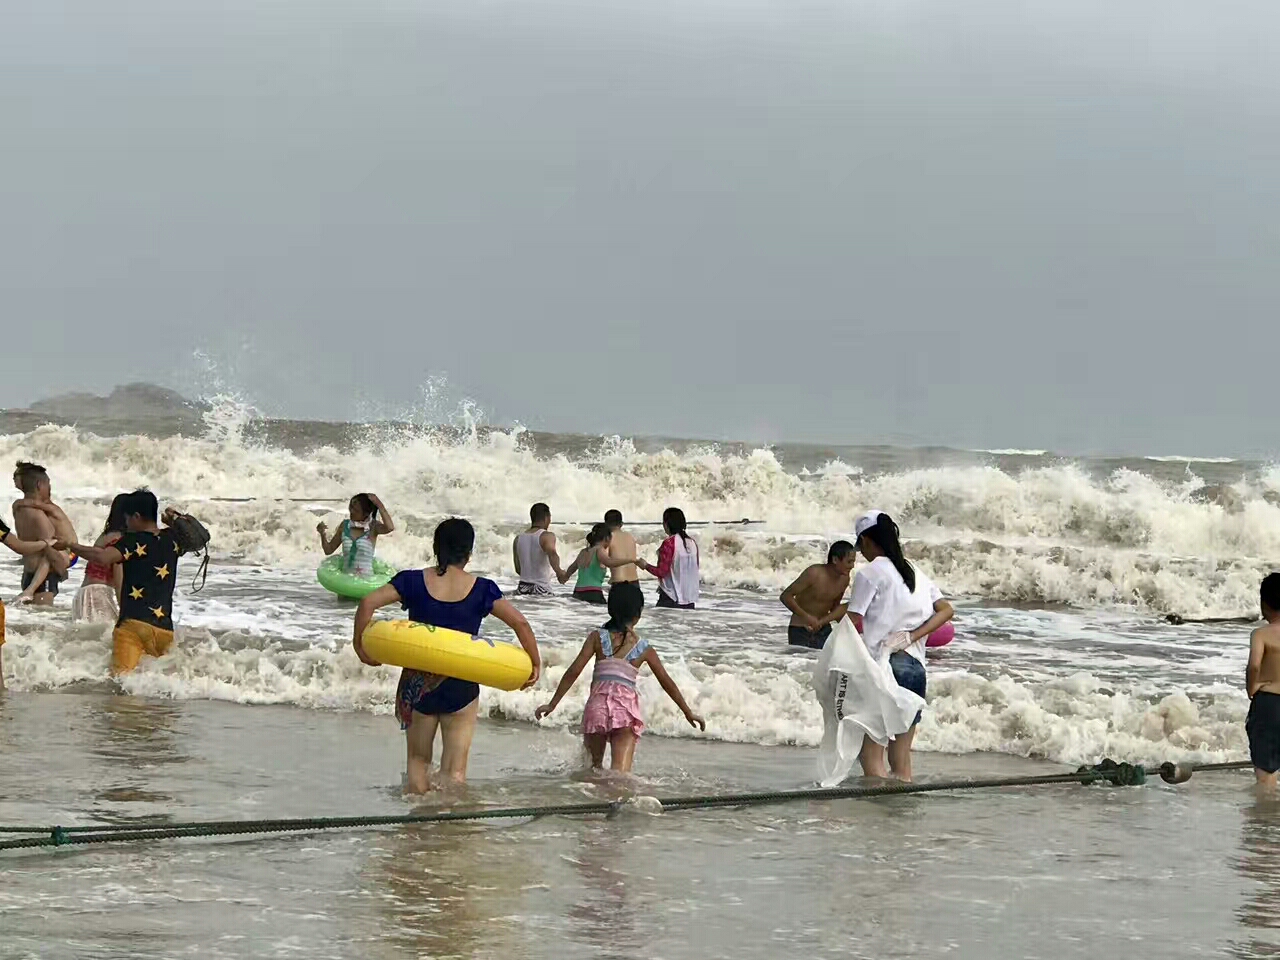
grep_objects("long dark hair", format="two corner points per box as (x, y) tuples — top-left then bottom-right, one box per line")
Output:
(102, 493), (130, 538)
(586, 523), (612, 547)
(663, 507), (692, 549)
(861, 512), (915, 592)
(432, 518), (474, 574)
(603, 581), (645, 633)
(351, 493), (378, 523)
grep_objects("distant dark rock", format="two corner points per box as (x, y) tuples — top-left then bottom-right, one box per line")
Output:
(26, 383), (209, 421)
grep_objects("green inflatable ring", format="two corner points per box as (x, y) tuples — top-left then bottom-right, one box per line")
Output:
(316, 555), (396, 599)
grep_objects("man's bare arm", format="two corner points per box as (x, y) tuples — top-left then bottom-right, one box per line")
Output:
(541, 531), (565, 579)
(1247, 627), (1266, 698)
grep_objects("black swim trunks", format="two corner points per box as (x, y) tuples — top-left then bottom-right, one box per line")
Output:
(1247, 691), (1280, 774)
(21, 568), (61, 597)
(788, 624), (832, 649)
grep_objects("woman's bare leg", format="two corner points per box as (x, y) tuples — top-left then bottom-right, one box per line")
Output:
(887, 726), (917, 781)
(438, 699), (480, 785)
(859, 738), (889, 779)
(405, 710), (440, 794)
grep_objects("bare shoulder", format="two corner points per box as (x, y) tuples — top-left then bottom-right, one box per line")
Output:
(1256, 623), (1280, 647)
(795, 563), (823, 583)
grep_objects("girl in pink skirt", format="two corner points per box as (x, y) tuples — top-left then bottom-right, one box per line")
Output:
(536, 586), (704, 772)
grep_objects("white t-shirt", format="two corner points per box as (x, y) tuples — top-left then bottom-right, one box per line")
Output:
(848, 555), (943, 665)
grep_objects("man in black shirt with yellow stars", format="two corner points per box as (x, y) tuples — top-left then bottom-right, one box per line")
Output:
(1, 514), (55, 690)
(60, 490), (186, 675)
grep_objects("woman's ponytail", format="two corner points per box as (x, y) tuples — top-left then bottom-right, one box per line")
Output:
(865, 512), (914, 592)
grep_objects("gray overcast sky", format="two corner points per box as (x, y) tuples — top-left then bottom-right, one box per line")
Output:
(3, 0), (1278, 456)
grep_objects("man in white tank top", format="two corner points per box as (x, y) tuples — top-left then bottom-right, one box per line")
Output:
(513, 502), (565, 596)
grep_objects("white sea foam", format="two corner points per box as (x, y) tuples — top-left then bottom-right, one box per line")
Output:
(3, 417), (1278, 616)
(0, 616), (1249, 768)
(0, 405), (1269, 770)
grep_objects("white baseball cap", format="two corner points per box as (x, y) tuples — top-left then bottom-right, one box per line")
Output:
(854, 511), (885, 539)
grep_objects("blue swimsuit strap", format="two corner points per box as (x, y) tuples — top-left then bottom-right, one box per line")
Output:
(599, 624), (647, 661)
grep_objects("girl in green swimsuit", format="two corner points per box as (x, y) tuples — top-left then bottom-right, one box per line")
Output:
(562, 523), (632, 605)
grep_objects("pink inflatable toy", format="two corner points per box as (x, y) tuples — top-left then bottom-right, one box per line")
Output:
(925, 622), (955, 648)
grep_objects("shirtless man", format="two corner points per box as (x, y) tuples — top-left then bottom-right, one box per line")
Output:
(0, 514), (55, 688)
(11, 462), (75, 605)
(1246, 572), (1280, 789)
(779, 541), (856, 649)
(512, 502), (565, 596)
(603, 509), (643, 604)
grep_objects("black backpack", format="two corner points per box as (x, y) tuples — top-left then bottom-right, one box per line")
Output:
(168, 512), (211, 593)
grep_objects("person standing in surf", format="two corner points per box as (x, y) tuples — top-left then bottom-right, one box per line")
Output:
(57, 490), (190, 675)
(0, 514), (57, 689)
(535, 583), (704, 771)
(1245, 573), (1280, 790)
(603, 509), (643, 606)
(353, 518), (542, 792)
(636, 507), (700, 609)
(72, 493), (130, 624)
(317, 493), (394, 577)
(561, 523), (637, 605)
(780, 541), (856, 649)
(513, 502), (566, 596)
(11, 461), (77, 605)
(847, 511), (953, 781)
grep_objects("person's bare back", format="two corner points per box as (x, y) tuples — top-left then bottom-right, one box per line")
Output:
(608, 528), (639, 583)
(1248, 622), (1280, 698)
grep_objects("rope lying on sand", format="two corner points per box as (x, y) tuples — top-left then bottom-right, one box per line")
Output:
(0, 760), (1252, 852)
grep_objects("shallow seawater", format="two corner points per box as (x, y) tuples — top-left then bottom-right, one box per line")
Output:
(2, 693), (1279, 960)
(2, 415), (1278, 957)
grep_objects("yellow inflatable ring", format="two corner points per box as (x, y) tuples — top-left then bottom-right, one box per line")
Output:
(361, 619), (533, 691)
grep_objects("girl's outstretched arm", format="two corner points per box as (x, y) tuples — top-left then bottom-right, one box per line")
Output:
(642, 647), (705, 730)
(536, 633), (599, 719)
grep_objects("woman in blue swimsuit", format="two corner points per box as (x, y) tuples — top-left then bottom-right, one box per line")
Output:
(353, 518), (541, 792)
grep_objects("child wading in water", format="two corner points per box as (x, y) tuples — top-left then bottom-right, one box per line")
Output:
(536, 586), (704, 772)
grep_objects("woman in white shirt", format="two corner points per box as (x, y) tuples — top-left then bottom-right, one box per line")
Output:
(847, 511), (953, 780)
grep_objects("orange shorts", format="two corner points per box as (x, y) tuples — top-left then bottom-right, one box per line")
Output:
(112, 619), (174, 675)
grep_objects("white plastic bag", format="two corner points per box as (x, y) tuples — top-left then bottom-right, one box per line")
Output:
(812, 616), (925, 787)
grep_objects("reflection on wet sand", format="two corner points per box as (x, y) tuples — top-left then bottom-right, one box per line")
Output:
(1231, 793), (1280, 959)
(361, 813), (537, 960)
(87, 695), (188, 819)
(565, 820), (643, 955)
